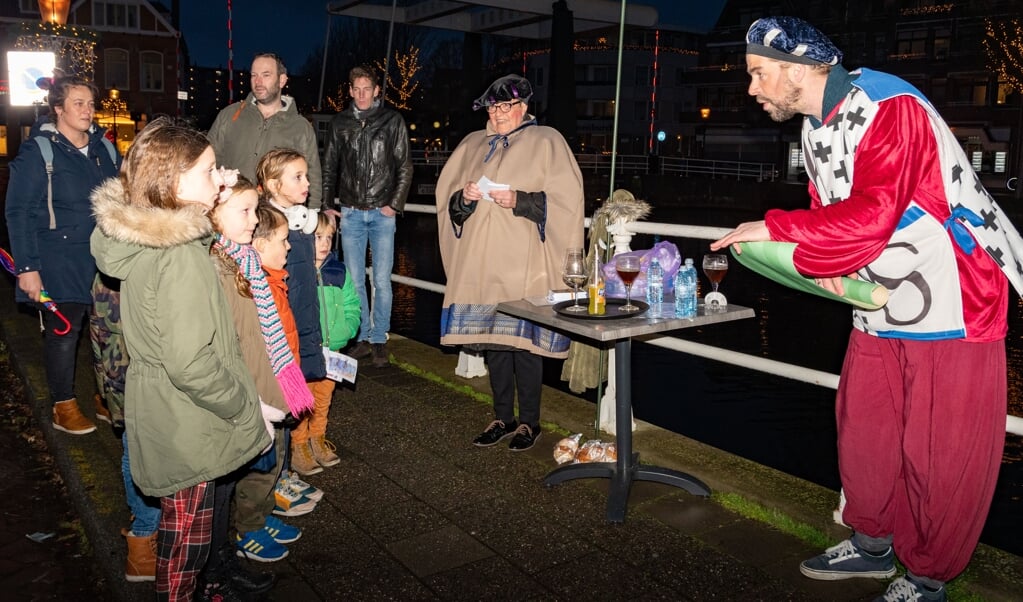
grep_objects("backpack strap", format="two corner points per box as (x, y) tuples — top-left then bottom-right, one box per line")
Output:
(100, 137), (117, 166)
(34, 136), (56, 230)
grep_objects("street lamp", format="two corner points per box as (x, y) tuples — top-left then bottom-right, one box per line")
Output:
(102, 87), (126, 149)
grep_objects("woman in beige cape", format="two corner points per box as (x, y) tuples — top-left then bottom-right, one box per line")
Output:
(436, 74), (584, 452)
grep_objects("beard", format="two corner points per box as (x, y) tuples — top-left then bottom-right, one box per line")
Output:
(762, 80), (801, 122)
(253, 82), (281, 105)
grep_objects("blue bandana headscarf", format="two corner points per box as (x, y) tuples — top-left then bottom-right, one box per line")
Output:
(746, 17), (843, 66)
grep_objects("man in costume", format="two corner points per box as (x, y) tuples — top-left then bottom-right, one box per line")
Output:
(436, 74), (585, 451)
(712, 16), (1023, 602)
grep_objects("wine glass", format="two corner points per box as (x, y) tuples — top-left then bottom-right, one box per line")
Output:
(614, 254), (641, 313)
(702, 254), (729, 294)
(561, 248), (587, 312)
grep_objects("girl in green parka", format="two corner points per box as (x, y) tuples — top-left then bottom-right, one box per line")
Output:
(90, 118), (270, 602)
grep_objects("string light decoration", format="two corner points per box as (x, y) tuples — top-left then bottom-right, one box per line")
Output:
(901, 4), (954, 17)
(374, 46), (421, 111)
(325, 46), (422, 112)
(984, 17), (1023, 93)
(12, 21), (98, 78)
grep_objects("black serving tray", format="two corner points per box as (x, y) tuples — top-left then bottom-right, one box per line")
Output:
(552, 298), (649, 320)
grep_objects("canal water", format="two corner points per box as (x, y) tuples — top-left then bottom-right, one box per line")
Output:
(386, 203), (1022, 558)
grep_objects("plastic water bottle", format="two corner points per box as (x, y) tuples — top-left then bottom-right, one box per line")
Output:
(646, 257), (664, 315)
(675, 258), (698, 318)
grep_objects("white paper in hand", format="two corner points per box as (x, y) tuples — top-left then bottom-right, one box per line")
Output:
(476, 175), (510, 202)
(323, 347), (358, 383)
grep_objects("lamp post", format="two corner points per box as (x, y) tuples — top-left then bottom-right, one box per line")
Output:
(102, 87), (126, 150)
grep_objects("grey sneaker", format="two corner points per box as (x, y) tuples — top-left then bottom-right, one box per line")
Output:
(799, 539), (896, 581)
(875, 576), (946, 602)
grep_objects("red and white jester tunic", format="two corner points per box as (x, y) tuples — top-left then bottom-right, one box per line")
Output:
(766, 68), (1023, 342)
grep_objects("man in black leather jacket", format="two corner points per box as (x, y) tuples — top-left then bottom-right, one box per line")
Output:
(322, 66), (412, 367)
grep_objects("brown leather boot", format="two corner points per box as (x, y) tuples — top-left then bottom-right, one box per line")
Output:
(94, 393), (112, 425)
(310, 435), (340, 468)
(290, 439), (323, 476)
(52, 399), (96, 435)
(122, 528), (156, 582)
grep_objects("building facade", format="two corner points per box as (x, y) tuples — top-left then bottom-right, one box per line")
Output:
(0, 0), (183, 156)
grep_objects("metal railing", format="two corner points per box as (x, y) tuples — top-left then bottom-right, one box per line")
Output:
(411, 151), (776, 182)
(573, 153), (650, 174)
(394, 202), (1023, 438)
(661, 157), (778, 182)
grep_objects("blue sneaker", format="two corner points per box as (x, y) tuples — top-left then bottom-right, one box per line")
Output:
(800, 539), (896, 580)
(263, 515), (302, 544)
(235, 529), (288, 562)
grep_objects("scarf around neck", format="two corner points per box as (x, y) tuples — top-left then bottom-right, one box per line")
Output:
(484, 118), (537, 163)
(214, 234), (313, 415)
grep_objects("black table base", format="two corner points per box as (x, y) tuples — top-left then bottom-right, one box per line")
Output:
(543, 339), (711, 523)
(544, 452), (710, 523)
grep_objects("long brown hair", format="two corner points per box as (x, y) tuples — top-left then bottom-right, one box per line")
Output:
(120, 117), (210, 210)
(209, 174), (258, 298)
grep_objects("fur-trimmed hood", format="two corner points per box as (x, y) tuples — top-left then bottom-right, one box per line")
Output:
(90, 177), (213, 280)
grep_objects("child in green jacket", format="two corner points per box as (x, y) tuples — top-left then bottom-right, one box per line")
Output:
(291, 212), (360, 473)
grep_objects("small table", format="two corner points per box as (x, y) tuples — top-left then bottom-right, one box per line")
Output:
(497, 299), (754, 523)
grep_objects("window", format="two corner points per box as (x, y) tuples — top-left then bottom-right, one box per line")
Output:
(592, 100), (614, 117)
(995, 152), (1007, 173)
(94, 1), (139, 29)
(104, 48), (129, 90)
(895, 29), (927, 57)
(634, 101), (648, 121)
(19, 0), (39, 15)
(971, 79), (988, 105)
(788, 144), (805, 169)
(933, 28), (950, 60)
(930, 78), (946, 104)
(533, 68), (544, 87)
(140, 51), (163, 92)
(590, 65), (612, 83)
(997, 82), (1014, 105)
(635, 65), (653, 86)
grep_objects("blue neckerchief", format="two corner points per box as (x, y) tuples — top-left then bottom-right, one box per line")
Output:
(943, 205), (985, 255)
(483, 119), (537, 163)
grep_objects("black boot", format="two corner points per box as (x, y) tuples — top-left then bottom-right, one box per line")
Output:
(220, 542), (275, 594)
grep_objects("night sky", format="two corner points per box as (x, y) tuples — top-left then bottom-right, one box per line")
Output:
(180, 0), (728, 73)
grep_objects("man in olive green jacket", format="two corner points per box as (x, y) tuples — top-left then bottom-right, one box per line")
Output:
(207, 53), (323, 209)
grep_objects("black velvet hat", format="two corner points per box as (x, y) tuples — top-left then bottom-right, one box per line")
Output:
(472, 74), (533, 111)
(746, 16), (842, 66)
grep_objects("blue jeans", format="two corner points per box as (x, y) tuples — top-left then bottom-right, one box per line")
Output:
(122, 432), (160, 536)
(340, 206), (396, 344)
